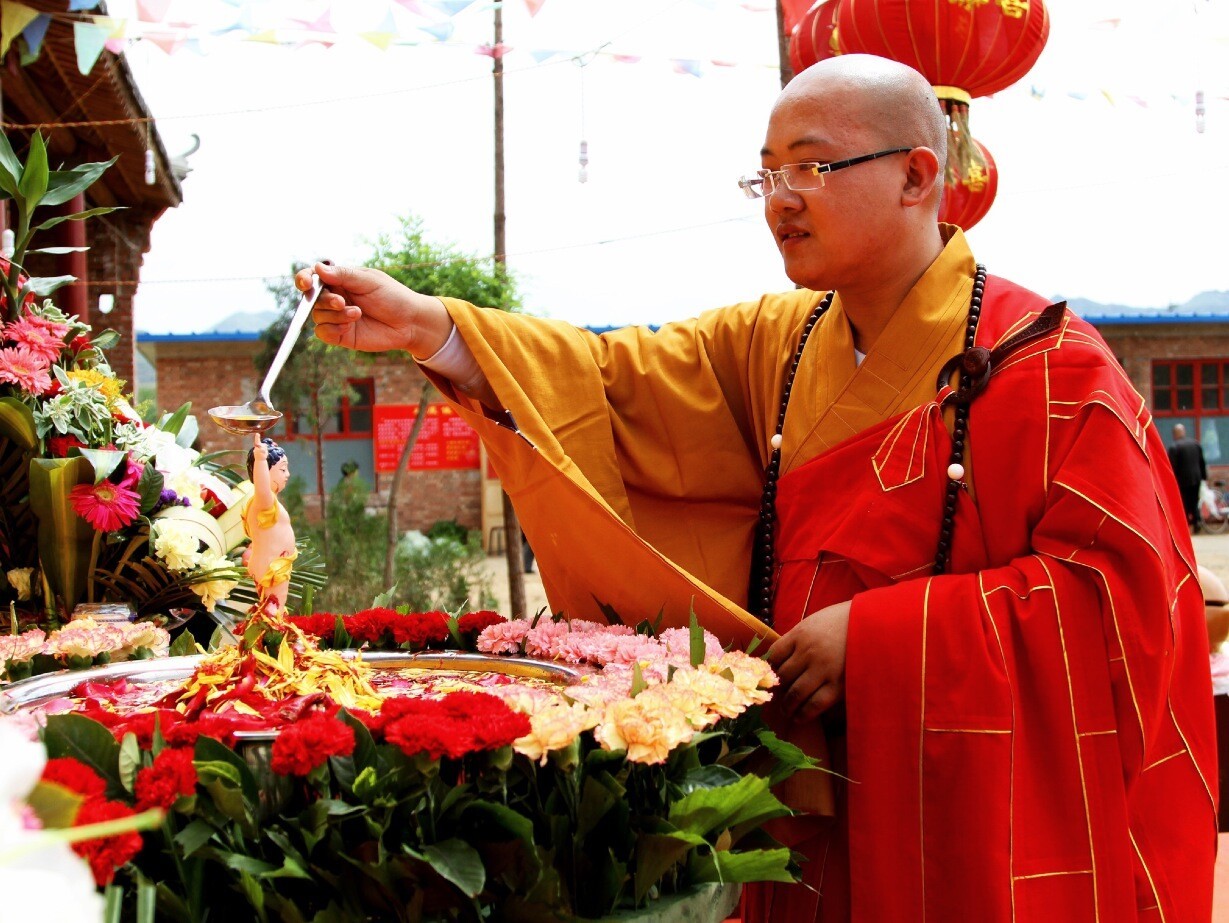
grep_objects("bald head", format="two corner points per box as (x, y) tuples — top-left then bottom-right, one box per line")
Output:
(775, 55), (947, 201)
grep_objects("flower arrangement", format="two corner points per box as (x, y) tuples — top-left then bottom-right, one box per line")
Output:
(25, 608), (817, 920)
(0, 132), (269, 625)
(0, 618), (170, 680)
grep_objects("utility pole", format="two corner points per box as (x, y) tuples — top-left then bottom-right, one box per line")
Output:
(776, 0), (793, 87)
(493, 4), (528, 619)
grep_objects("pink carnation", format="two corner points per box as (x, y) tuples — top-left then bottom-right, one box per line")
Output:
(0, 345), (52, 395)
(476, 619), (531, 655)
(5, 314), (69, 363)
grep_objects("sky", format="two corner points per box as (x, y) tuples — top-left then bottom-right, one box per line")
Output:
(105, 0), (1229, 334)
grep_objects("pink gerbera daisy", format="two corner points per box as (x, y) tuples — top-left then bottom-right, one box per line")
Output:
(69, 480), (142, 532)
(0, 346), (53, 395)
(4, 315), (69, 363)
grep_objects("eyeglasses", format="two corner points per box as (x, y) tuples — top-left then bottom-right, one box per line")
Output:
(737, 147), (913, 199)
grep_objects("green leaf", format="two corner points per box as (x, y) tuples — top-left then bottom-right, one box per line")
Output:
(0, 396), (38, 451)
(754, 729), (822, 786)
(0, 132), (21, 197)
(43, 714), (123, 795)
(158, 403), (191, 438)
(20, 274), (76, 298)
(168, 630), (199, 658)
(668, 775), (785, 838)
(174, 413), (199, 450)
(202, 777), (248, 826)
(90, 328), (121, 351)
(136, 463), (165, 516)
(371, 584), (397, 609)
(689, 607), (705, 668)
(679, 764), (743, 794)
(416, 839), (485, 898)
(337, 709), (377, 772)
(173, 819), (215, 858)
(27, 780), (85, 828)
(633, 832), (694, 903)
(42, 157), (117, 208)
(464, 801), (535, 844)
(17, 131), (48, 207)
(118, 732), (141, 794)
(195, 735), (259, 803)
(225, 854), (279, 876)
(690, 847), (797, 885)
(77, 447), (125, 484)
(26, 246), (90, 256)
(32, 205), (119, 234)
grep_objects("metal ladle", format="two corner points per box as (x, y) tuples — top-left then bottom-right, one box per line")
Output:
(208, 273), (323, 436)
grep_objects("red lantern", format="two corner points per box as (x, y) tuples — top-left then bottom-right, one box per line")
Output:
(835, 0), (1047, 182)
(790, 0), (842, 74)
(938, 138), (998, 231)
(835, 0), (1049, 99)
(781, 0), (821, 32)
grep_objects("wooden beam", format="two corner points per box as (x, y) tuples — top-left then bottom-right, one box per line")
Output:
(0, 69), (79, 157)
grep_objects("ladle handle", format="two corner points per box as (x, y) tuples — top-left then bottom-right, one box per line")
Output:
(259, 274), (322, 406)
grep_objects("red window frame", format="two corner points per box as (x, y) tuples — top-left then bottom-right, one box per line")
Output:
(1151, 359), (1229, 436)
(279, 377), (376, 440)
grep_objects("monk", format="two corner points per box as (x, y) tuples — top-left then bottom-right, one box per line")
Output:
(243, 435), (296, 611)
(302, 54), (1216, 922)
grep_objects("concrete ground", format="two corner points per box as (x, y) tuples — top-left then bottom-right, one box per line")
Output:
(486, 535), (1229, 916)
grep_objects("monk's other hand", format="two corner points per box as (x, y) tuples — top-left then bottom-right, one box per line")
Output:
(767, 599), (851, 722)
(300, 263), (451, 357)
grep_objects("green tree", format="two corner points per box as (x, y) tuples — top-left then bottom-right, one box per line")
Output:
(256, 266), (368, 558)
(364, 216), (523, 610)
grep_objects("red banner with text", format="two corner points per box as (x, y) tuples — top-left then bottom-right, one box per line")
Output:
(373, 403), (481, 473)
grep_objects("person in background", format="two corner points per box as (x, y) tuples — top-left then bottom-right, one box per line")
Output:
(1168, 422), (1208, 531)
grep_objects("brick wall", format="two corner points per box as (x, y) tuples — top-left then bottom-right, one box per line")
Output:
(1095, 321), (1229, 480)
(146, 338), (485, 533)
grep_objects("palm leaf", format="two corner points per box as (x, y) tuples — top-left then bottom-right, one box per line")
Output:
(28, 457), (95, 612)
(91, 556), (245, 619)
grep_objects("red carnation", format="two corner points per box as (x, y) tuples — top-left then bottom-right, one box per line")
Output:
(69, 335), (92, 354)
(47, 433), (85, 457)
(440, 691), (531, 750)
(343, 609), (394, 645)
(134, 747), (197, 810)
(270, 712), (355, 776)
(287, 614), (338, 639)
(381, 692), (529, 760)
(457, 611), (507, 636)
(72, 799), (144, 886)
(388, 611), (450, 648)
(41, 757), (107, 802)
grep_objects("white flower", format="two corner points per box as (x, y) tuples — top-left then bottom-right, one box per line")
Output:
(117, 623), (170, 659)
(153, 439), (199, 480)
(5, 568), (33, 601)
(189, 549), (238, 612)
(151, 520), (203, 572)
(0, 721), (103, 923)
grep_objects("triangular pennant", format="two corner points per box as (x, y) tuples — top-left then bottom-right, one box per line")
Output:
(361, 31), (396, 49)
(529, 48), (557, 63)
(183, 37), (205, 55)
(394, 0), (429, 14)
(430, 0), (477, 16)
(104, 37), (125, 53)
(377, 9), (397, 33)
(525, 0), (546, 15)
(476, 42), (511, 58)
(672, 59), (702, 77)
(136, 0), (172, 23)
(73, 20), (111, 73)
(1101, 89), (1116, 105)
(144, 30), (184, 55)
(294, 10), (332, 32)
(1, 3), (39, 56)
(245, 29), (281, 44)
(419, 21), (454, 40)
(68, 0), (102, 9)
(20, 13), (50, 57)
(612, 53), (640, 63)
(709, 58), (736, 67)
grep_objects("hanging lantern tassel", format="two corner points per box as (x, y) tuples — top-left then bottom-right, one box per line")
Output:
(1196, 90), (1206, 134)
(144, 122), (156, 186)
(578, 140), (589, 183)
(933, 87), (985, 186)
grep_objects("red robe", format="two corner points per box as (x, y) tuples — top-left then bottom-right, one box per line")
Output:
(749, 276), (1217, 921)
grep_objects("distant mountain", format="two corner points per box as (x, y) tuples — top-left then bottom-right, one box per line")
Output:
(1061, 290), (1229, 318)
(208, 310), (278, 334)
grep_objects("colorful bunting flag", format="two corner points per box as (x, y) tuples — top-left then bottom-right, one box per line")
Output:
(144, 30), (184, 55)
(419, 21), (455, 41)
(361, 30), (397, 49)
(430, 0), (477, 16)
(73, 19), (111, 73)
(476, 42), (511, 58)
(1, 2), (39, 57)
(525, 0), (547, 15)
(67, 0), (103, 9)
(530, 48), (558, 63)
(612, 54), (640, 63)
(672, 59), (702, 77)
(245, 29), (281, 44)
(136, 0), (172, 23)
(394, 0), (430, 14)
(20, 13), (50, 58)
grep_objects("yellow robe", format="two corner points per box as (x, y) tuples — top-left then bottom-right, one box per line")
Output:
(427, 227), (977, 650)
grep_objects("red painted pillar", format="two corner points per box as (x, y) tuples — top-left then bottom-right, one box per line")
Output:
(54, 193), (89, 323)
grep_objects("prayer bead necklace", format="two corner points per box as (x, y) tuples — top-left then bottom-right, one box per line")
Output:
(751, 264), (988, 626)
